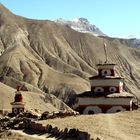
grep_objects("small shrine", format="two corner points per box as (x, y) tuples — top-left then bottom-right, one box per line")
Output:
(11, 86), (25, 115)
(75, 43), (137, 114)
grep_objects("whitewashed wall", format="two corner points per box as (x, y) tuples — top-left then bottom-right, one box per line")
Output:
(90, 79), (123, 87)
(78, 97), (131, 106)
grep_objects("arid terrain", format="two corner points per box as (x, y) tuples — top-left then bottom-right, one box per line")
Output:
(0, 111), (140, 140)
(38, 110), (140, 140)
(0, 4), (140, 140)
(0, 4), (140, 99)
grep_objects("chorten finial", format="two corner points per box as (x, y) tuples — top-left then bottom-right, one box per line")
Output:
(103, 42), (108, 63)
(17, 85), (21, 91)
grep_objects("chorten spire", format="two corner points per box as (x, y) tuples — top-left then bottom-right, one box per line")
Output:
(103, 42), (108, 63)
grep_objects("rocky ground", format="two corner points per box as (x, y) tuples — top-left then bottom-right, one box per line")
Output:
(38, 110), (140, 140)
(0, 110), (140, 140)
(0, 130), (55, 140)
(0, 110), (80, 140)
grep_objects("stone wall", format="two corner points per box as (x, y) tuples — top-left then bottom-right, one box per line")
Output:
(26, 120), (91, 140)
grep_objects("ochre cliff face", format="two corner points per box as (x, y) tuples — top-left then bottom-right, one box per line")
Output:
(0, 4), (140, 99)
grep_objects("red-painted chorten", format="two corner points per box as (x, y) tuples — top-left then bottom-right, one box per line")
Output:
(75, 43), (138, 114)
(11, 86), (25, 114)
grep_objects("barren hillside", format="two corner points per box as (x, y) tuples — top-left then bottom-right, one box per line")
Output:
(0, 4), (140, 101)
(0, 82), (58, 113)
(0, 81), (75, 113)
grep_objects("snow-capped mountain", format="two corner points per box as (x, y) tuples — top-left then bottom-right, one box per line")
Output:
(55, 17), (106, 36)
(55, 17), (140, 48)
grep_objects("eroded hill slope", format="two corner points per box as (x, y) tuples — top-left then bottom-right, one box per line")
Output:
(0, 4), (140, 100)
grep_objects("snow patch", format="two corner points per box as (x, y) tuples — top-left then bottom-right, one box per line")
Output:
(55, 17), (106, 37)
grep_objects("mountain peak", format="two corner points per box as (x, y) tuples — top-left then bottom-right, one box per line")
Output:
(73, 17), (89, 24)
(55, 17), (106, 36)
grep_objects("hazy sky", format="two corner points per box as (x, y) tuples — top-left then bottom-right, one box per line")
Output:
(1, 0), (140, 38)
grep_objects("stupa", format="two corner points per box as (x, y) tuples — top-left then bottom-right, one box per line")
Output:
(75, 43), (137, 114)
(11, 86), (25, 115)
